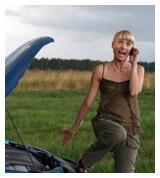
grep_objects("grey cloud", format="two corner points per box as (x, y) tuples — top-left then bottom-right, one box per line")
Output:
(5, 5), (155, 62)
(5, 9), (20, 16)
(18, 5), (154, 43)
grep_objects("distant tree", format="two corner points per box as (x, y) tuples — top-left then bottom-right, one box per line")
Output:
(138, 61), (155, 72)
(29, 58), (155, 72)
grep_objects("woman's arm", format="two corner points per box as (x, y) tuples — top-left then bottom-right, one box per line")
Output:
(129, 48), (145, 96)
(61, 65), (103, 146)
(71, 65), (102, 130)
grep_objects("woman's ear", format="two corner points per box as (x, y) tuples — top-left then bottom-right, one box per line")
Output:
(112, 41), (114, 49)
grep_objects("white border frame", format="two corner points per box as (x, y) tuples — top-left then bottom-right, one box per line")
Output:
(1, 1), (159, 177)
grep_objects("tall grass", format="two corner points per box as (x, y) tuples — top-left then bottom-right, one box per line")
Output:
(15, 70), (155, 91)
(143, 72), (155, 89)
(15, 70), (91, 91)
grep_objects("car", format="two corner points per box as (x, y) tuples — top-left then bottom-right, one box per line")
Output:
(5, 37), (77, 173)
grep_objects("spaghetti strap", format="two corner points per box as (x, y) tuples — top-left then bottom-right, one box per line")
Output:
(102, 63), (105, 79)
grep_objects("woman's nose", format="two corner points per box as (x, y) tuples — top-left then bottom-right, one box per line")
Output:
(121, 43), (127, 49)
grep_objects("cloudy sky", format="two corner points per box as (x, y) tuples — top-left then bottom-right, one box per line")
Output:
(5, 5), (155, 62)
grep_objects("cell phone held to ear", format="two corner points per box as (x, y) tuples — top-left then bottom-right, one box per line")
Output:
(129, 48), (134, 56)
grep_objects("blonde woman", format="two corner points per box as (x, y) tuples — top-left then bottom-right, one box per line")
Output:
(61, 30), (144, 173)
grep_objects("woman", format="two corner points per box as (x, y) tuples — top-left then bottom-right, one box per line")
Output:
(61, 30), (144, 173)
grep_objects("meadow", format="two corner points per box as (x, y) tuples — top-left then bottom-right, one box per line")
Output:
(15, 70), (155, 91)
(5, 70), (155, 173)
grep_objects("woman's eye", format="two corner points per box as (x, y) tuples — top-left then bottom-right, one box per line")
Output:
(118, 41), (122, 44)
(127, 43), (131, 46)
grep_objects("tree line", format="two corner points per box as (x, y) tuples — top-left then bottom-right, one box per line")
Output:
(29, 58), (155, 72)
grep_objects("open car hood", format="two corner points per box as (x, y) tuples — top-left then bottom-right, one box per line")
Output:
(5, 36), (54, 97)
(5, 37), (78, 173)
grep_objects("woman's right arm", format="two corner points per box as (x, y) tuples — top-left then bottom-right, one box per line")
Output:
(61, 65), (103, 146)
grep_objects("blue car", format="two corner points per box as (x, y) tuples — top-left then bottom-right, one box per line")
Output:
(5, 37), (77, 173)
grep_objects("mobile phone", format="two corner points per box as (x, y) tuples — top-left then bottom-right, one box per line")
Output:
(129, 48), (134, 56)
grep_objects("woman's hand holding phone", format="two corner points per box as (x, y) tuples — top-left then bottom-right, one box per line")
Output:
(129, 47), (139, 65)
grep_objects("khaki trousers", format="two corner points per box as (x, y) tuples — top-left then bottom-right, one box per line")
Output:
(81, 119), (139, 173)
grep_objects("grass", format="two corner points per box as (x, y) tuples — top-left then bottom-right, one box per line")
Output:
(5, 89), (155, 173)
(15, 70), (155, 91)
(15, 70), (91, 91)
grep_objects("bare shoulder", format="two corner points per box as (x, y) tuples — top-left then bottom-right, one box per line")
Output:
(137, 65), (145, 81)
(94, 64), (103, 72)
(92, 64), (104, 81)
(137, 64), (145, 73)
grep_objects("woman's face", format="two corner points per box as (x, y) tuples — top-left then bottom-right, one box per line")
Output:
(112, 38), (133, 61)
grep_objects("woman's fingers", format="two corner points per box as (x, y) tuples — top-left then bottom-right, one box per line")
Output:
(61, 128), (75, 146)
(60, 129), (69, 134)
(62, 135), (71, 142)
(62, 137), (71, 146)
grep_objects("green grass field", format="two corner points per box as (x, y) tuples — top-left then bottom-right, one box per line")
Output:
(5, 89), (155, 173)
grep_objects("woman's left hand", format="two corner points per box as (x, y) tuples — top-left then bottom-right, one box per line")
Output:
(60, 128), (75, 146)
(130, 47), (139, 65)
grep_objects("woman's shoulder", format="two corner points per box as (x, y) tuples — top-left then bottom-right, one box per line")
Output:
(137, 64), (145, 72)
(92, 63), (105, 80)
(137, 64), (144, 69)
(94, 63), (103, 71)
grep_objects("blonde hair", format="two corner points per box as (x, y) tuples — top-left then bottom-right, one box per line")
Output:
(113, 30), (135, 45)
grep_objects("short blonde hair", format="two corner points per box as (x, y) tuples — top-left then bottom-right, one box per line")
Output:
(113, 30), (135, 45)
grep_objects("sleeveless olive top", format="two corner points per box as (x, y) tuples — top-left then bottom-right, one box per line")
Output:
(92, 64), (143, 136)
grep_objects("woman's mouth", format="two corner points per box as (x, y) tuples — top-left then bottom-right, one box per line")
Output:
(118, 50), (126, 57)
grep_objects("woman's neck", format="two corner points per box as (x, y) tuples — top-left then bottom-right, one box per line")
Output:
(111, 59), (129, 72)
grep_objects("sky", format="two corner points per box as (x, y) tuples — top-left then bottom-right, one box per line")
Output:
(5, 5), (155, 62)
